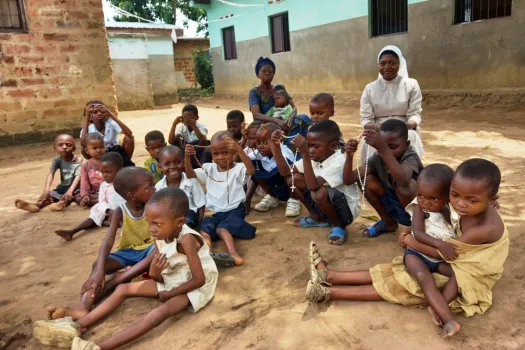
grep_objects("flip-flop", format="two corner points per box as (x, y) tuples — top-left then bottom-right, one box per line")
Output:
(363, 220), (390, 238)
(328, 227), (347, 245)
(210, 252), (235, 268)
(295, 216), (330, 228)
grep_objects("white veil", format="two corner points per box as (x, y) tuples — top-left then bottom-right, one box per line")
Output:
(377, 45), (408, 79)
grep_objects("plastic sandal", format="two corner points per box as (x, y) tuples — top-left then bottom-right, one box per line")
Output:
(295, 216), (330, 228)
(210, 252), (235, 268)
(328, 227), (348, 245)
(306, 280), (330, 303)
(363, 220), (390, 238)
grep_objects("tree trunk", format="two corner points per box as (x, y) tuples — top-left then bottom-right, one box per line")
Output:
(172, 0), (178, 25)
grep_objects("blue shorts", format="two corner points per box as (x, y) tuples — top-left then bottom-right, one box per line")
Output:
(251, 163), (290, 201)
(107, 244), (155, 273)
(403, 248), (442, 273)
(186, 209), (199, 229)
(304, 188), (354, 228)
(379, 183), (412, 226)
(201, 203), (256, 241)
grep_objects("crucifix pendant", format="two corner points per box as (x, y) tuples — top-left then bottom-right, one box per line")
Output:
(290, 185), (296, 192)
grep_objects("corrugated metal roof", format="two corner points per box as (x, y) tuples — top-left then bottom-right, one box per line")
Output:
(105, 22), (182, 30)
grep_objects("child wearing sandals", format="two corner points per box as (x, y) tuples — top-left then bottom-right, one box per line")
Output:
(344, 119), (423, 237)
(55, 152), (126, 241)
(272, 120), (360, 245)
(185, 131), (256, 267)
(34, 187), (218, 350)
(45, 167), (156, 323)
(79, 133), (106, 208)
(155, 145), (206, 230)
(15, 134), (82, 213)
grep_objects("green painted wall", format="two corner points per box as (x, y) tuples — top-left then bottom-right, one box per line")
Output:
(206, 0), (428, 48)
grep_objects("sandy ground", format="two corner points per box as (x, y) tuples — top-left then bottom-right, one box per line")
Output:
(1, 99), (524, 350)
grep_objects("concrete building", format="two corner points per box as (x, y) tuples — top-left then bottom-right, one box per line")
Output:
(175, 37), (210, 89)
(191, 0), (525, 103)
(106, 22), (182, 110)
(0, 0), (115, 146)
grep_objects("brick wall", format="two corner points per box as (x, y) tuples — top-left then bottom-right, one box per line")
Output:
(0, 0), (116, 146)
(174, 38), (209, 89)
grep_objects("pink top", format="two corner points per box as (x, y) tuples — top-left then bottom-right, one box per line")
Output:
(80, 159), (103, 197)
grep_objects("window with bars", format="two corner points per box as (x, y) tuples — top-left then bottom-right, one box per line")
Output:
(0, 0), (27, 32)
(270, 12), (291, 54)
(454, 0), (512, 24)
(222, 26), (237, 60)
(371, 0), (407, 37)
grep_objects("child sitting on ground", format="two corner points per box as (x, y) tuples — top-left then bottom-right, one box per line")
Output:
(185, 131), (256, 267)
(155, 145), (206, 230)
(344, 119), (423, 237)
(241, 121), (266, 209)
(245, 123), (301, 217)
(80, 100), (135, 167)
(15, 134), (82, 213)
(226, 110), (245, 143)
(34, 187), (218, 350)
(273, 120), (360, 245)
(45, 167), (156, 322)
(79, 133), (106, 208)
(55, 152), (126, 241)
(265, 90), (295, 123)
(309, 93), (335, 123)
(143, 130), (166, 185)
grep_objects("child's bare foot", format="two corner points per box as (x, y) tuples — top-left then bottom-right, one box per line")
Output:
(231, 253), (244, 266)
(47, 304), (89, 321)
(427, 306), (443, 326)
(49, 201), (66, 211)
(15, 199), (40, 213)
(55, 230), (74, 242)
(440, 320), (461, 338)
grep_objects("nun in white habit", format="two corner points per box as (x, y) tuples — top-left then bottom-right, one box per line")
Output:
(359, 45), (424, 165)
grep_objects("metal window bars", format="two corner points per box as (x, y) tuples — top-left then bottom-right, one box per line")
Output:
(371, 0), (408, 37)
(455, 0), (512, 24)
(0, 0), (26, 32)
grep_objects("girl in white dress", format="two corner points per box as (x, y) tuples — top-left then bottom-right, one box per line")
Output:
(359, 45), (425, 165)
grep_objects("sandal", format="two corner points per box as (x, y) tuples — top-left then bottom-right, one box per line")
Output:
(211, 252), (235, 268)
(72, 337), (101, 350)
(306, 280), (330, 303)
(363, 220), (391, 238)
(33, 317), (80, 348)
(328, 227), (348, 245)
(295, 216), (330, 228)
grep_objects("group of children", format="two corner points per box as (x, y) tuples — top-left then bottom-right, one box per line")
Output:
(21, 95), (506, 348)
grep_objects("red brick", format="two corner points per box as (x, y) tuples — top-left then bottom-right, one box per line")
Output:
(46, 55), (69, 64)
(1, 79), (18, 87)
(36, 66), (61, 75)
(14, 67), (34, 76)
(22, 78), (46, 86)
(0, 34), (12, 41)
(35, 44), (57, 54)
(3, 45), (31, 54)
(8, 89), (35, 98)
(0, 102), (22, 111)
(40, 9), (64, 17)
(61, 44), (79, 52)
(49, 76), (73, 85)
(54, 99), (76, 107)
(2, 55), (14, 64)
(43, 33), (69, 41)
(18, 56), (45, 64)
(44, 108), (67, 119)
(68, 11), (89, 20)
(39, 88), (62, 98)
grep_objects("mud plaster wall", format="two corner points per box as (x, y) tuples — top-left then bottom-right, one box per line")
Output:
(210, 0), (525, 105)
(174, 39), (210, 89)
(0, 0), (116, 146)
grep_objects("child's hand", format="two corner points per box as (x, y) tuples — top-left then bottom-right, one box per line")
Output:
(185, 144), (196, 157)
(184, 116), (196, 127)
(97, 104), (115, 120)
(363, 129), (386, 152)
(406, 120), (417, 130)
(398, 231), (410, 248)
(149, 251), (169, 279)
(80, 195), (91, 208)
(241, 122), (248, 138)
(291, 134), (308, 154)
(271, 129), (284, 147)
(174, 116), (182, 125)
(363, 123), (379, 131)
(62, 191), (73, 204)
(344, 139), (359, 155)
(224, 137), (243, 154)
(37, 192), (51, 204)
(157, 290), (173, 303)
(81, 273), (104, 298)
(259, 123), (271, 140)
(437, 241), (459, 261)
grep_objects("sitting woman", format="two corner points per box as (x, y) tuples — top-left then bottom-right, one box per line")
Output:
(359, 45), (424, 165)
(249, 57), (311, 151)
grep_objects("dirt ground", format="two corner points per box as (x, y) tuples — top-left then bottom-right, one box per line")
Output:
(1, 98), (524, 350)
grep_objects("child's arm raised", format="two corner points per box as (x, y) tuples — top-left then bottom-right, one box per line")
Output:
(225, 137), (255, 175)
(363, 129), (413, 187)
(80, 104), (93, 141)
(184, 116), (207, 145)
(168, 116), (182, 145)
(102, 105), (133, 139)
(80, 207), (122, 298)
(269, 129), (294, 177)
(184, 145), (198, 179)
(343, 139), (369, 185)
(292, 134), (324, 191)
(157, 234), (206, 302)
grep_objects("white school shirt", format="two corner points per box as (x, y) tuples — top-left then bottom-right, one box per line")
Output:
(195, 163), (247, 213)
(294, 151), (360, 219)
(174, 121), (208, 144)
(155, 173), (206, 212)
(248, 145), (296, 172)
(80, 119), (122, 147)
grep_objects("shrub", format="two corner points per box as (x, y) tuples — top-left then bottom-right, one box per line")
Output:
(192, 49), (214, 91)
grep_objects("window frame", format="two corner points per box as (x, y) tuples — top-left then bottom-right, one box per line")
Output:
(453, 0), (512, 25)
(370, 0), (408, 38)
(0, 0), (28, 33)
(222, 26), (237, 61)
(269, 12), (291, 54)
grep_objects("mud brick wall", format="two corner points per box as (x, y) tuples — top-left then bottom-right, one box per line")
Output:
(0, 0), (116, 147)
(174, 38), (209, 89)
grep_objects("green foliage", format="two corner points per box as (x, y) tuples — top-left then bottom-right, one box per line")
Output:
(192, 48), (214, 90)
(109, 0), (208, 34)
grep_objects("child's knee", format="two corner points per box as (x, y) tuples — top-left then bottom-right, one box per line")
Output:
(311, 186), (328, 204)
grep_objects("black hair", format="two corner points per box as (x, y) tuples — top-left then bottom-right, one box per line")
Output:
(182, 104), (198, 116)
(113, 167), (152, 198)
(258, 123), (282, 139)
(55, 134), (75, 143)
(226, 110), (245, 122)
(148, 187), (189, 219)
(145, 130), (165, 144)
(308, 120), (341, 143)
(159, 145), (183, 161)
(311, 93), (334, 109)
(101, 152), (124, 169)
(210, 130), (233, 145)
(379, 50), (399, 60)
(455, 158), (501, 197)
(380, 119), (409, 142)
(274, 90), (292, 104)
(83, 132), (104, 144)
(84, 100), (104, 108)
(249, 120), (263, 128)
(419, 163), (454, 194)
